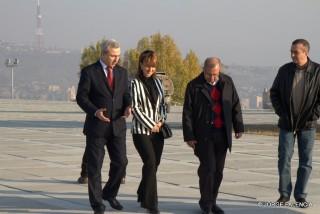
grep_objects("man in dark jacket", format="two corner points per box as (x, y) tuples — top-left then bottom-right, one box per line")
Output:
(270, 39), (320, 208)
(183, 57), (244, 214)
(77, 39), (131, 214)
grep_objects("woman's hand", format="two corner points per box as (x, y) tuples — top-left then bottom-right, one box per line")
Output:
(151, 125), (160, 133)
(156, 121), (163, 128)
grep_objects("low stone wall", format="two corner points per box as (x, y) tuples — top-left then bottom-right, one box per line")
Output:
(244, 124), (320, 139)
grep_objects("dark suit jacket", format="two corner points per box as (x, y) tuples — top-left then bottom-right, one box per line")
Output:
(76, 61), (131, 137)
(182, 72), (244, 151)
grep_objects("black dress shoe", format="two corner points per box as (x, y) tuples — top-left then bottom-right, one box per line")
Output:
(277, 195), (290, 203)
(103, 197), (123, 210)
(77, 176), (88, 184)
(296, 198), (310, 208)
(93, 211), (104, 214)
(212, 204), (224, 214)
(200, 207), (210, 214)
(147, 208), (160, 214)
(201, 209), (210, 214)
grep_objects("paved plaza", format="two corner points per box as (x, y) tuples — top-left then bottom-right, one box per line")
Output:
(0, 100), (319, 214)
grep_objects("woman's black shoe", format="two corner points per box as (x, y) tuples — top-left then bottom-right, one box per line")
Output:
(212, 204), (225, 214)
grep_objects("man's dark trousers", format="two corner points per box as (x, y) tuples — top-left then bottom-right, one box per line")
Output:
(86, 123), (127, 211)
(194, 130), (228, 208)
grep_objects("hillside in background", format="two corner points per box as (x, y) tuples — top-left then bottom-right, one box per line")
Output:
(0, 41), (278, 107)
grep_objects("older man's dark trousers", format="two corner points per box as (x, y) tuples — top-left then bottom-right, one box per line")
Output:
(86, 127), (127, 212)
(194, 130), (228, 209)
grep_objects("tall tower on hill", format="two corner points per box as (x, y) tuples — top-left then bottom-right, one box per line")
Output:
(35, 0), (44, 49)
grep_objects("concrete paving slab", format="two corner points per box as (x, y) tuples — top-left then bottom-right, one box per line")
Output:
(0, 100), (318, 214)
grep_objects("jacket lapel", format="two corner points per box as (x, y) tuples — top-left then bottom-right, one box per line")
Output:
(139, 77), (162, 109)
(154, 78), (163, 109)
(219, 75), (226, 104)
(197, 74), (213, 105)
(199, 84), (213, 105)
(301, 60), (313, 107)
(199, 73), (226, 106)
(113, 65), (120, 95)
(96, 61), (112, 95)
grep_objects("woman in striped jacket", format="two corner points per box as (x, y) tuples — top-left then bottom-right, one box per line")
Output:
(131, 50), (167, 214)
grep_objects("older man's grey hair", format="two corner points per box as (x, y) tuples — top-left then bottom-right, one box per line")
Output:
(101, 39), (120, 55)
(204, 57), (222, 67)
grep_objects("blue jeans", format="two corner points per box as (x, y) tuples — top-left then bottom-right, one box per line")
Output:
(278, 128), (315, 199)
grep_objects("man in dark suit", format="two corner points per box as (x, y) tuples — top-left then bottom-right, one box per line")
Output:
(76, 39), (131, 214)
(183, 57), (244, 214)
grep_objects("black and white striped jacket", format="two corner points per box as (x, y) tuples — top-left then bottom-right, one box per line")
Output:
(131, 77), (167, 135)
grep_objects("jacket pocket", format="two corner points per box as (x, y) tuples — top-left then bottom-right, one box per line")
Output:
(278, 115), (290, 129)
(304, 120), (317, 129)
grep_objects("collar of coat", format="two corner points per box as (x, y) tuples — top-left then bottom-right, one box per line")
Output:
(290, 58), (315, 74)
(192, 72), (227, 105)
(93, 60), (123, 94)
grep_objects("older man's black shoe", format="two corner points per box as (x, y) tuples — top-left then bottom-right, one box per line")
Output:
(201, 209), (210, 214)
(277, 195), (290, 203)
(103, 197), (123, 210)
(200, 206), (210, 214)
(93, 210), (104, 214)
(77, 176), (88, 184)
(212, 204), (224, 214)
(147, 208), (160, 214)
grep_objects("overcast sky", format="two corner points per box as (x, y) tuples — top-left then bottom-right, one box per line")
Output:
(0, 0), (319, 66)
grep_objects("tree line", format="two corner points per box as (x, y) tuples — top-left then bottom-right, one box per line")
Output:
(80, 33), (201, 102)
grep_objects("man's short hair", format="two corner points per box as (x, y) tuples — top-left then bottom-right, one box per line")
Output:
(101, 39), (120, 55)
(292, 39), (310, 52)
(204, 57), (221, 67)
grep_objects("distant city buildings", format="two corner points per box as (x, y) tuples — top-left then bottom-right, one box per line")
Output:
(67, 85), (76, 101)
(48, 85), (61, 92)
(239, 88), (273, 110)
(262, 88), (272, 109)
(241, 98), (250, 110)
(256, 96), (263, 109)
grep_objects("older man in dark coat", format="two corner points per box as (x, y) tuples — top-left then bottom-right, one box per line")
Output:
(183, 57), (244, 214)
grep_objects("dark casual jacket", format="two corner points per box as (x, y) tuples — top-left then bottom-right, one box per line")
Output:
(76, 61), (131, 137)
(270, 59), (320, 131)
(183, 72), (244, 151)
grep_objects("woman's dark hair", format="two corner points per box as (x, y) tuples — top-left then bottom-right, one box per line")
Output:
(137, 50), (157, 78)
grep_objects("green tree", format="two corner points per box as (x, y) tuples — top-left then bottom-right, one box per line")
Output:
(184, 50), (201, 80)
(122, 33), (202, 103)
(80, 39), (107, 70)
(122, 48), (140, 77)
(171, 50), (202, 102)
